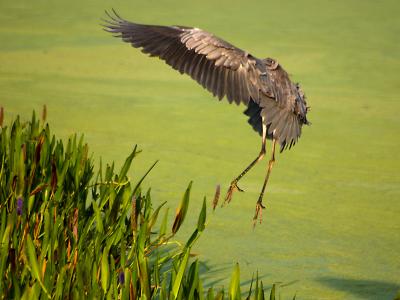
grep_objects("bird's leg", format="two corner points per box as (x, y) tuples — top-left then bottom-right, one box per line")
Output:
(224, 123), (267, 205)
(253, 138), (276, 225)
(224, 149), (265, 204)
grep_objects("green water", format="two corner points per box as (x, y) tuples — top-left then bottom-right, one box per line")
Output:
(1, 0), (399, 299)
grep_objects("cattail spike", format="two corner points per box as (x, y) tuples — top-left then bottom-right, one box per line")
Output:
(212, 184), (221, 211)
(42, 104), (47, 123)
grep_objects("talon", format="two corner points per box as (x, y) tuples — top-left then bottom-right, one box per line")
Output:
(236, 184), (244, 192)
(253, 200), (266, 226)
(257, 199), (265, 209)
(223, 181), (244, 206)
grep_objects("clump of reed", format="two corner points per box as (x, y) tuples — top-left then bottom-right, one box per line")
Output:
(0, 107), (285, 299)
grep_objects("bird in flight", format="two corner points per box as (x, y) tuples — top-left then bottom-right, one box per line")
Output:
(103, 10), (310, 223)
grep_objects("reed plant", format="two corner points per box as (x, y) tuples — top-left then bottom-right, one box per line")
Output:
(0, 108), (284, 299)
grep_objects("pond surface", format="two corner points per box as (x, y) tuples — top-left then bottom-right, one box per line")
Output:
(1, 0), (399, 298)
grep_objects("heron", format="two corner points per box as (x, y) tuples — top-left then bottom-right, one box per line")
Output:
(103, 10), (310, 222)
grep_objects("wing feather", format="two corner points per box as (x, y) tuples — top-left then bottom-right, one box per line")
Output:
(216, 67), (225, 100)
(192, 55), (205, 82)
(226, 70), (234, 104)
(183, 51), (197, 74)
(104, 11), (266, 106)
(232, 71), (241, 105)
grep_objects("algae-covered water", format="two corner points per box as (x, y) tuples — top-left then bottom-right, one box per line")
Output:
(1, 0), (399, 299)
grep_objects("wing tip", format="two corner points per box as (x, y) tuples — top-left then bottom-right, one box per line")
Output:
(102, 8), (128, 31)
(104, 8), (123, 21)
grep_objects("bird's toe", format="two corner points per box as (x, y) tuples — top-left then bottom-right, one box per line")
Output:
(253, 200), (266, 226)
(223, 181), (244, 206)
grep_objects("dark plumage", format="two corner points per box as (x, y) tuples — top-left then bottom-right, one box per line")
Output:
(103, 10), (310, 222)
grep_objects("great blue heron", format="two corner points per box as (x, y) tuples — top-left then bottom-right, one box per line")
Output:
(103, 10), (310, 222)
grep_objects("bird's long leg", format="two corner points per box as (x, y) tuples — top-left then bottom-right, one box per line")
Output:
(224, 122), (267, 205)
(253, 138), (277, 224)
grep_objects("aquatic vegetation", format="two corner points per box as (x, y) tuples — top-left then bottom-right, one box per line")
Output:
(0, 110), (284, 299)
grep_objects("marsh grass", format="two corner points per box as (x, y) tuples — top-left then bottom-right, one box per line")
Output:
(0, 109), (286, 299)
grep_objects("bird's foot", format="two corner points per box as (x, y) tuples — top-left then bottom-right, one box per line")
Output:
(223, 180), (244, 206)
(253, 199), (266, 227)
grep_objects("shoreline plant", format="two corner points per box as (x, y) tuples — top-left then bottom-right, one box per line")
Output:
(0, 108), (284, 299)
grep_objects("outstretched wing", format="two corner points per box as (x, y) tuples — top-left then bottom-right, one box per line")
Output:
(103, 11), (270, 106)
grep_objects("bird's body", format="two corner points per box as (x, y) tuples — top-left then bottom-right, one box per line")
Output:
(104, 11), (310, 222)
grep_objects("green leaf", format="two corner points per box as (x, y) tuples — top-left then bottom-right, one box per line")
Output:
(92, 201), (104, 233)
(206, 287), (214, 300)
(137, 255), (151, 299)
(172, 248), (190, 299)
(247, 273), (254, 300)
(0, 223), (11, 293)
(26, 235), (41, 282)
(148, 201), (166, 233)
(153, 255), (160, 289)
(101, 248), (110, 293)
(215, 289), (224, 300)
(159, 207), (169, 238)
(172, 181), (192, 234)
(197, 197), (207, 232)
(132, 160), (158, 196)
(160, 274), (167, 300)
(258, 281), (265, 300)
(26, 234), (50, 298)
(40, 209), (51, 262)
(269, 283), (275, 300)
(185, 229), (199, 250)
(187, 260), (200, 299)
(118, 146), (138, 180)
(253, 272), (259, 300)
(54, 266), (67, 299)
(229, 263), (241, 300)
(110, 254), (118, 300)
